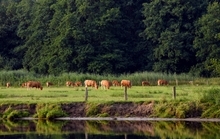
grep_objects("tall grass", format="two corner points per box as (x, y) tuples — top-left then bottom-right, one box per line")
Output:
(117, 72), (196, 85)
(200, 88), (220, 104)
(0, 70), (38, 86)
(0, 70), (198, 87)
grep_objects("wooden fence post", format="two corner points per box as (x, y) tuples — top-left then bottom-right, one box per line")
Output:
(175, 79), (178, 86)
(124, 86), (127, 101)
(173, 86), (176, 99)
(85, 87), (88, 101)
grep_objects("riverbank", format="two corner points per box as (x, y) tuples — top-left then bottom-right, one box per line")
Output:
(1, 101), (218, 119)
(0, 102), (153, 119)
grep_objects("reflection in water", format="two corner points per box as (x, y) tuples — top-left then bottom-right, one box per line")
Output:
(0, 119), (220, 139)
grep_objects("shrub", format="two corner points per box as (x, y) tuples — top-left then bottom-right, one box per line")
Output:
(36, 103), (67, 119)
(46, 109), (67, 120)
(86, 103), (101, 116)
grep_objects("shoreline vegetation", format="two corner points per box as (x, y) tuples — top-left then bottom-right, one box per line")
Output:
(0, 70), (220, 120)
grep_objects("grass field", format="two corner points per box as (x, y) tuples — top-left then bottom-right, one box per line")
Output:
(0, 84), (217, 103)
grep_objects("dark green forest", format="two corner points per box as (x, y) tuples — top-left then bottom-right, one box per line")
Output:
(0, 0), (220, 77)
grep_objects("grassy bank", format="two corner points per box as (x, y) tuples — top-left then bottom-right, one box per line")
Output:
(0, 85), (220, 119)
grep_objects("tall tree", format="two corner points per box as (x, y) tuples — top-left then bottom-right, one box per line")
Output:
(17, 0), (56, 74)
(70, 0), (148, 74)
(71, 0), (125, 74)
(0, 0), (21, 70)
(113, 0), (149, 73)
(15, 0), (35, 69)
(194, 2), (220, 77)
(43, 0), (76, 75)
(141, 0), (207, 74)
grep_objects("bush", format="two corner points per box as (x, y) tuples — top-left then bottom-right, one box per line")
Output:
(86, 103), (101, 117)
(36, 103), (67, 119)
(46, 109), (67, 120)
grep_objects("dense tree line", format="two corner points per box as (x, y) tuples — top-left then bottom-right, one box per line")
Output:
(0, 0), (219, 77)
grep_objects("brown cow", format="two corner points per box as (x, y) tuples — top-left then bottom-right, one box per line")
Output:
(26, 81), (43, 90)
(121, 80), (132, 88)
(21, 82), (27, 88)
(84, 80), (98, 89)
(142, 81), (150, 86)
(75, 81), (82, 87)
(112, 80), (120, 86)
(100, 80), (111, 89)
(66, 81), (74, 87)
(157, 79), (169, 86)
(6, 82), (11, 88)
(46, 82), (53, 87)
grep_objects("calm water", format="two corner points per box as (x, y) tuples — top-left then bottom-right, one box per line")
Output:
(0, 119), (220, 139)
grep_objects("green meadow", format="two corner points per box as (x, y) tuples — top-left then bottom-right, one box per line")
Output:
(0, 84), (217, 103)
(0, 70), (220, 103)
(1, 70), (220, 118)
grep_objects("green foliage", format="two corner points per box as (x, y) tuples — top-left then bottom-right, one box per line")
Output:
(142, 0), (201, 73)
(175, 102), (190, 118)
(6, 110), (29, 120)
(153, 101), (202, 118)
(2, 106), (30, 120)
(202, 105), (220, 118)
(2, 106), (13, 119)
(193, 2), (220, 77)
(152, 102), (176, 118)
(205, 58), (220, 77)
(46, 109), (67, 120)
(36, 103), (67, 119)
(0, 70), (197, 87)
(1, 0), (147, 74)
(0, 0), (219, 76)
(200, 88), (220, 104)
(0, 0), (22, 70)
(35, 120), (65, 134)
(86, 103), (101, 117)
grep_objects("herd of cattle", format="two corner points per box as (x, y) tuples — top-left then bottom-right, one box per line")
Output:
(5, 79), (169, 90)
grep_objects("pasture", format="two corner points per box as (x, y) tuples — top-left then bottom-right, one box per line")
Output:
(0, 84), (216, 103)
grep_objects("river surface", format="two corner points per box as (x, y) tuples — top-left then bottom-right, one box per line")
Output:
(0, 118), (220, 139)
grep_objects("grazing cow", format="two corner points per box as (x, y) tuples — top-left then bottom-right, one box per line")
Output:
(6, 82), (11, 88)
(112, 80), (120, 86)
(75, 81), (82, 87)
(66, 81), (74, 87)
(142, 81), (150, 86)
(21, 82), (27, 88)
(46, 82), (53, 87)
(26, 81), (43, 90)
(157, 79), (169, 86)
(121, 80), (132, 88)
(100, 80), (111, 89)
(84, 80), (98, 89)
